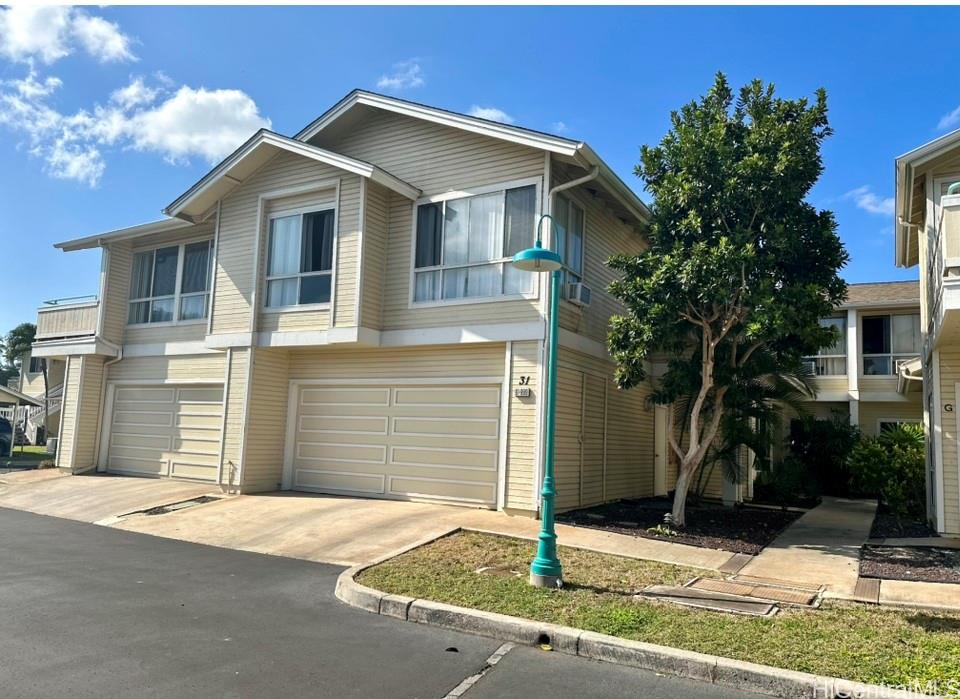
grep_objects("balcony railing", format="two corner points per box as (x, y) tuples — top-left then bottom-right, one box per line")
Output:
(36, 295), (99, 340)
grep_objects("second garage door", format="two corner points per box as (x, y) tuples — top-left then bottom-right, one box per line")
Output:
(287, 382), (501, 507)
(106, 384), (223, 482)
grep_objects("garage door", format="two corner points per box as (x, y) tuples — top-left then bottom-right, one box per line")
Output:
(106, 385), (223, 482)
(288, 383), (500, 507)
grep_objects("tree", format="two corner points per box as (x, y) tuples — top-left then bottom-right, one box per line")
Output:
(607, 74), (848, 526)
(3, 323), (36, 367)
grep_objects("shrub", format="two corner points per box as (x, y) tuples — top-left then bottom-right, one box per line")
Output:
(37, 459), (56, 469)
(849, 424), (926, 519)
(788, 414), (861, 496)
(754, 454), (820, 507)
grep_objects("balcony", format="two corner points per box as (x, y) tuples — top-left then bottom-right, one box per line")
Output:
(932, 192), (960, 347)
(32, 296), (118, 359)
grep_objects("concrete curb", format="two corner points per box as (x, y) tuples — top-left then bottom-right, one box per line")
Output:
(336, 550), (940, 698)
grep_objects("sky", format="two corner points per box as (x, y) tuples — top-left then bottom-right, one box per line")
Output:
(0, 5), (954, 334)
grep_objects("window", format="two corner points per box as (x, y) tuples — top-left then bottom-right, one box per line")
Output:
(803, 317), (847, 376)
(878, 419), (921, 433)
(412, 183), (537, 303)
(266, 209), (335, 308)
(27, 357), (44, 374)
(862, 313), (921, 376)
(553, 193), (585, 290)
(129, 240), (213, 325)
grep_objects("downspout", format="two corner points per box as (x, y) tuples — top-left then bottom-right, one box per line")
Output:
(93, 347), (123, 472)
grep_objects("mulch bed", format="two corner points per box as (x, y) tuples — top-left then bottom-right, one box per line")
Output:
(860, 544), (960, 585)
(870, 510), (939, 539)
(556, 498), (804, 555)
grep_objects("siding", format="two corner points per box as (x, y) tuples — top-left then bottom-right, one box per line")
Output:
(18, 355), (64, 398)
(213, 151), (360, 335)
(858, 398), (923, 438)
(938, 349), (960, 535)
(56, 355), (104, 473)
(506, 341), (539, 512)
(105, 354), (225, 383)
(359, 180), (390, 329)
(811, 377), (849, 396)
(241, 348), (291, 492)
(288, 343), (504, 381)
(554, 347), (654, 512)
(221, 348), (251, 489)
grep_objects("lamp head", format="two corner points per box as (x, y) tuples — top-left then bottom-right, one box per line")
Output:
(511, 240), (562, 273)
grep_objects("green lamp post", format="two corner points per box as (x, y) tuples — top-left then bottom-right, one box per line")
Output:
(512, 215), (564, 588)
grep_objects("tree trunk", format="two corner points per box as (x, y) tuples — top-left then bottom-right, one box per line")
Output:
(671, 464), (696, 527)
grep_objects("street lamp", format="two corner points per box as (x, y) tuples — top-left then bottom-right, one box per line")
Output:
(512, 215), (564, 589)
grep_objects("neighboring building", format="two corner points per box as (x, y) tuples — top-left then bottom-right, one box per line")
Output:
(14, 336), (68, 444)
(895, 129), (960, 536)
(31, 91), (656, 516)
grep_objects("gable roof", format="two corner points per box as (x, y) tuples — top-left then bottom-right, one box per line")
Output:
(295, 90), (650, 225)
(841, 280), (920, 308)
(164, 129), (420, 221)
(895, 127), (960, 267)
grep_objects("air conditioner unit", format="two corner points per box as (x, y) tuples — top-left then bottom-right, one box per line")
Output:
(565, 282), (592, 307)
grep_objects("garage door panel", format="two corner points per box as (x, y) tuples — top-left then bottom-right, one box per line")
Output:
(393, 386), (500, 408)
(291, 381), (500, 507)
(108, 383), (222, 483)
(299, 415), (389, 435)
(301, 387), (390, 406)
(295, 469), (386, 494)
(391, 416), (499, 438)
(388, 476), (495, 504)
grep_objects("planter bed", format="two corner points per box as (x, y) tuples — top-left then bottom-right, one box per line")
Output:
(557, 497), (803, 555)
(861, 544), (960, 585)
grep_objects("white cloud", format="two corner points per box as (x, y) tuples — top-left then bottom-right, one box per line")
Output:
(0, 74), (270, 187)
(938, 105), (960, 132)
(0, 6), (135, 65)
(844, 185), (895, 216)
(376, 59), (425, 92)
(468, 105), (514, 124)
(551, 121), (568, 134)
(111, 77), (159, 110)
(72, 13), (136, 63)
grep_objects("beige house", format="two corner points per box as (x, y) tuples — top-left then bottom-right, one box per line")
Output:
(895, 129), (960, 537)
(31, 91), (657, 517)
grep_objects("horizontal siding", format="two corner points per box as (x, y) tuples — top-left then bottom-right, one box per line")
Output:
(242, 348), (290, 492)
(360, 180), (389, 330)
(57, 355), (104, 473)
(858, 398), (923, 438)
(103, 240), (131, 345)
(939, 349), (960, 535)
(811, 377), (849, 395)
(222, 348), (250, 488)
(506, 341), (539, 512)
(105, 354), (225, 383)
(18, 356), (64, 398)
(288, 343), (505, 381)
(213, 151), (354, 335)
(55, 355), (82, 471)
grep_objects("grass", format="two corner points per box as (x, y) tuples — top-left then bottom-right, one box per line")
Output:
(359, 531), (960, 689)
(1, 445), (52, 469)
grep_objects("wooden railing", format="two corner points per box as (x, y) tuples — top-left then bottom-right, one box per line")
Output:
(35, 296), (99, 340)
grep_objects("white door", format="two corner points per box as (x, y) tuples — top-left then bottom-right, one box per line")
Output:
(654, 405), (668, 496)
(106, 384), (223, 482)
(287, 382), (500, 507)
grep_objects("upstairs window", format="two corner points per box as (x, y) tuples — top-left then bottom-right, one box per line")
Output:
(129, 240), (212, 325)
(803, 317), (847, 376)
(413, 183), (537, 304)
(266, 209), (335, 309)
(862, 313), (921, 375)
(552, 193), (585, 287)
(27, 356), (44, 374)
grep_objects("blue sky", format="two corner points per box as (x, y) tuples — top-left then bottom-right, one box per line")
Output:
(1, 5), (953, 334)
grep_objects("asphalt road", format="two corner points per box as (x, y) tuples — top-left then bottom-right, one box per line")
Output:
(0, 507), (758, 698)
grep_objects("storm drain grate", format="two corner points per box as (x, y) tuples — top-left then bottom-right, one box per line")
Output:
(694, 577), (821, 607)
(142, 495), (221, 516)
(639, 585), (779, 617)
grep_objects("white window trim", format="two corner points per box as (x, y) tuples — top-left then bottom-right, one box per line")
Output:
(263, 204), (337, 312)
(127, 236), (214, 328)
(803, 316), (848, 377)
(553, 191), (587, 288)
(859, 311), (922, 378)
(407, 176), (542, 309)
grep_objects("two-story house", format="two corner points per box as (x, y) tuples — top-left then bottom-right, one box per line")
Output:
(31, 91), (656, 517)
(895, 129), (960, 537)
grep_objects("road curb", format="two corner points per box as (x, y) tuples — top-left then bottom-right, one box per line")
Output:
(336, 552), (939, 698)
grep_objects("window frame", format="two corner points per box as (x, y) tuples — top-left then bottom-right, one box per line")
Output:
(262, 203), (338, 313)
(802, 316), (848, 377)
(860, 312), (922, 377)
(27, 356), (44, 375)
(552, 192), (587, 297)
(127, 236), (214, 328)
(877, 418), (922, 434)
(408, 177), (542, 309)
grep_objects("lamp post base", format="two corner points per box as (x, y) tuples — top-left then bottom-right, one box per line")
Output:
(529, 572), (563, 589)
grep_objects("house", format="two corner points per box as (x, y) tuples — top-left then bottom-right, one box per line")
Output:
(13, 320), (69, 444)
(895, 129), (960, 537)
(30, 90), (656, 516)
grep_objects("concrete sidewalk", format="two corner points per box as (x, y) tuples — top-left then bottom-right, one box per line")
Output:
(736, 496), (877, 598)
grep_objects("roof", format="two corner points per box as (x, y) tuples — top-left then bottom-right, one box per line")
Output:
(895, 128), (960, 267)
(295, 89), (650, 225)
(841, 280), (920, 308)
(164, 129), (420, 221)
(0, 385), (42, 406)
(56, 217), (194, 252)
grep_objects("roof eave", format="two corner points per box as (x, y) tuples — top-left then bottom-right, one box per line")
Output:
(55, 218), (195, 252)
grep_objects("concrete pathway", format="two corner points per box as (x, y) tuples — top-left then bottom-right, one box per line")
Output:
(879, 579), (960, 610)
(736, 496), (877, 598)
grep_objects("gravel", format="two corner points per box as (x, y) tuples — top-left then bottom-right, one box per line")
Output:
(860, 544), (960, 584)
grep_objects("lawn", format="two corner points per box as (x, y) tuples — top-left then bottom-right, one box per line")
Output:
(359, 531), (960, 690)
(1, 445), (51, 469)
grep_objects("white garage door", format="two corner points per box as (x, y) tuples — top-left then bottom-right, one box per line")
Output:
(288, 383), (501, 507)
(106, 385), (223, 482)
